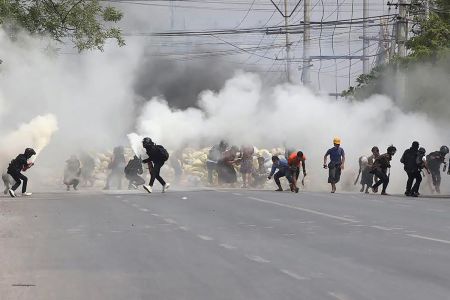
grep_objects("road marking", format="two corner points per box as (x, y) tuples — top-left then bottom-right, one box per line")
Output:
(427, 209), (446, 213)
(246, 255), (270, 263)
(122, 199), (129, 203)
(371, 225), (393, 231)
(197, 235), (213, 241)
(151, 213), (160, 217)
(328, 292), (351, 300)
(263, 226), (274, 229)
(110, 230), (122, 233)
(232, 193), (243, 196)
(219, 243), (237, 250)
(163, 218), (177, 224)
(246, 197), (358, 223)
(280, 269), (307, 280)
(131, 204), (139, 208)
(178, 226), (189, 231)
(139, 208), (149, 212)
(247, 224), (257, 227)
(407, 234), (450, 245)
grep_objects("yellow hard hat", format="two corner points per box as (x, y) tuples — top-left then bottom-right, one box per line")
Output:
(333, 137), (341, 145)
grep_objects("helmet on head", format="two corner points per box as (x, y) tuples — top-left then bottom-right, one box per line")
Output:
(418, 147), (426, 155)
(371, 146), (379, 153)
(387, 145), (397, 155)
(360, 156), (368, 165)
(24, 148), (36, 158)
(333, 137), (341, 145)
(142, 137), (154, 148)
(440, 145), (449, 155)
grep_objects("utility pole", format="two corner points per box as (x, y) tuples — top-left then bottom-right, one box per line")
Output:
(283, 0), (292, 83)
(302, 0), (311, 85)
(397, 0), (408, 58)
(362, 0), (369, 74)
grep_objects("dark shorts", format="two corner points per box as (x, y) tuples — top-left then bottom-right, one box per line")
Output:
(328, 163), (342, 184)
(240, 158), (253, 174)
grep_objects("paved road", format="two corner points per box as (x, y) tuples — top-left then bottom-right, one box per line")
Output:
(1, 188), (450, 300)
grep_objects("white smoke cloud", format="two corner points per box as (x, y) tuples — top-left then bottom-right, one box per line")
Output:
(131, 71), (450, 193)
(0, 114), (58, 167)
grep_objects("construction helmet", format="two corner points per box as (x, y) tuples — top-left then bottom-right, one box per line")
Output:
(333, 137), (341, 145)
(24, 148), (36, 157)
(440, 145), (449, 155)
(387, 145), (397, 155)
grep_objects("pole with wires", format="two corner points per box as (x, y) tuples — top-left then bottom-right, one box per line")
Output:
(283, 0), (292, 83)
(302, 0), (311, 85)
(362, 0), (369, 74)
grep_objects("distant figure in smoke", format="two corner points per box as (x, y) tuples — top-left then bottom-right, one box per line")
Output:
(80, 151), (96, 187)
(142, 137), (170, 193)
(206, 141), (228, 185)
(251, 157), (268, 188)
(217, 146), (239, 186)
(400, 141), (422, 197)
(239, 145), (254, 188)
(2, 173), (15, 195)
(268, 155), (292, 191)
(6, 148), (36, 197)
(287, 151), (307, 193)
(64, 155), (81, 191)
(323, 137), (345, 193)
(371, 145), (397, 195)
(426, 145), (449, 194)
(104, 146), (126, 190)
(124, 155), (145, 189)
(169, 148), (183, 184)
(358, 146), (379, 194)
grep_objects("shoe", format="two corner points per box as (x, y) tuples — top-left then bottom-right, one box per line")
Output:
(381, 191), (389, 196)
(436, 187), (440, 194)
(365, 190), (369, 194)
(66, 186), (70, 191)
(8, 189), (16, 198)
(295, 187), (299, 193)
(143, 185), (152, 193)
(22, 192), (32, 196)
(162, 183), (170, 193)
(411, 193), (418, 197)
(360, 187), (364, 193)
(275, 187), (283, 192)
(372, 187), (378, 194)
(405, 191), (411, 196)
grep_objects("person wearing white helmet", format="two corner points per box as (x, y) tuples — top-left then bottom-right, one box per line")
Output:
(323, 137), (345, 193)
(426, 145), (449, 194)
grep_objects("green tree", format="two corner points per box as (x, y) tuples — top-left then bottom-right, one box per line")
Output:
(0, 0), (124, 51)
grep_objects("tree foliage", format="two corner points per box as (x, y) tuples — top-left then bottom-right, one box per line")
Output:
(0, 0), (124, 51)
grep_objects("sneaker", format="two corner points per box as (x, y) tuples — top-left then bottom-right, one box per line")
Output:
(22, 192), (32, 196)
(275, 188), (283, 192)
(143, 185), (152, 193)
(295, 187), (299, 193)
(405, 191), (411, 196)
(162, 183), (170, 193)
(8, 189), (16, 198)
(381, 191), (389, 196)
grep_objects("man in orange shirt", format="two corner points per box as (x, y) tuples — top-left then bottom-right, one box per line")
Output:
(287, 151), (307, 193)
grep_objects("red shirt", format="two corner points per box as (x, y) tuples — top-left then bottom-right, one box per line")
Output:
(288, 152), (306, 167)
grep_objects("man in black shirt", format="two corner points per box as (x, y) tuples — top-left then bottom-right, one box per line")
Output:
(7, 148), (36, 197)
(142, 137), (170, 193)
(426, 145), (449, 194)
(400, 141), (421, 197)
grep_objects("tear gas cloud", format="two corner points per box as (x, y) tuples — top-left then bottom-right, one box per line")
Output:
(131, 71), (450, 193)
(0, 28), (449, 194)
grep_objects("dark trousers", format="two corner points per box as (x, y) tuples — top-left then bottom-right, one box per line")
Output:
(65, 178), (80, 188)
(429, 167), (441, 188)
(406, 171), (422, 194)
(372, 169), (389, 193)
(274, 170), (292, 187)
(150, 162), (166, 186)
(8, 169), (28, 193)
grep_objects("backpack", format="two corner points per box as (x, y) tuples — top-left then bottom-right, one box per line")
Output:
(156, 145), (169, 162)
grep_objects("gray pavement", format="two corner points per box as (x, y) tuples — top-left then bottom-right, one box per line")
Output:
(1, 188), (450, 300)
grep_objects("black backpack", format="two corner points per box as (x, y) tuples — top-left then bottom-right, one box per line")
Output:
(156, 145), (169, 162)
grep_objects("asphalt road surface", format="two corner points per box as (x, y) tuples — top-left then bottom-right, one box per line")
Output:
(1, 188), (450, 300)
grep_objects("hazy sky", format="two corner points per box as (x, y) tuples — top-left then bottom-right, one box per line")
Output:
(110, 0), (396, 94)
